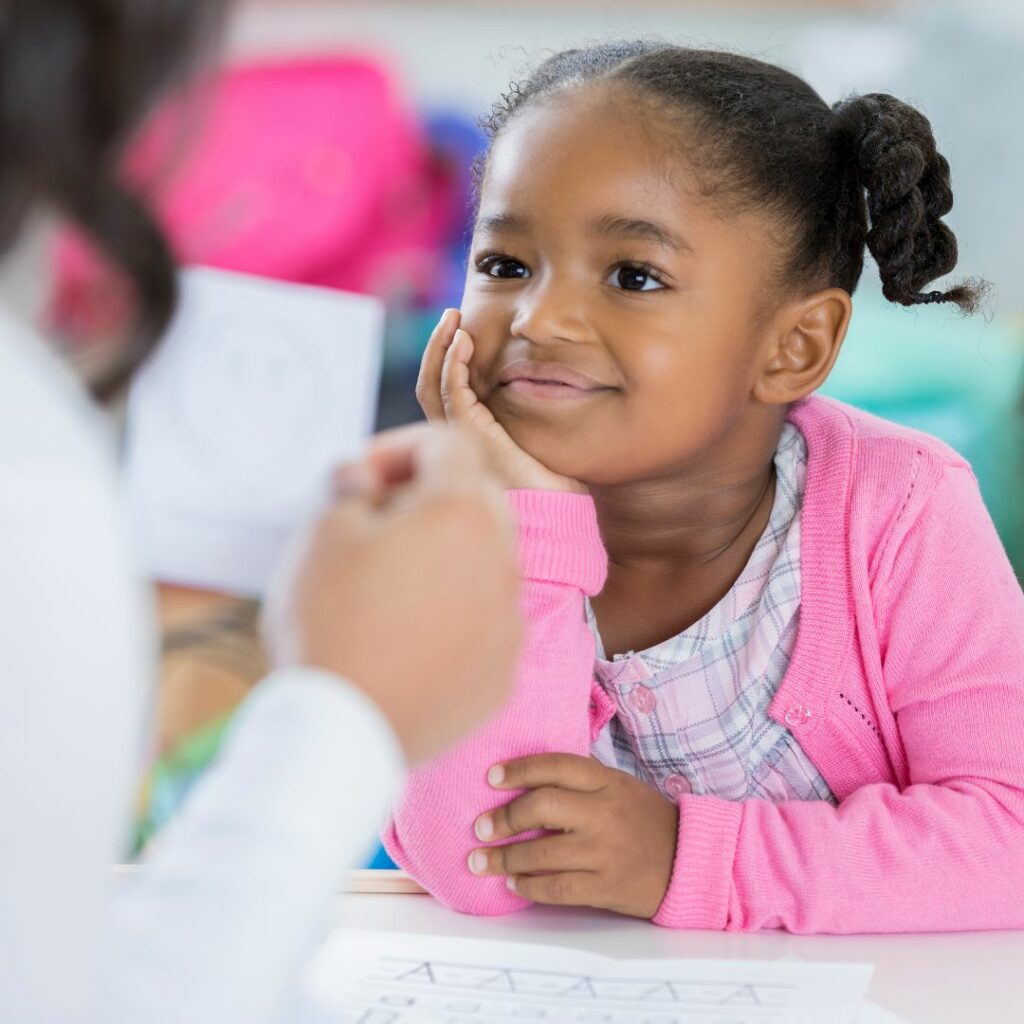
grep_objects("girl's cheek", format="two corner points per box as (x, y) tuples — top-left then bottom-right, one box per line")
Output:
(459, 301), (509, 363)
(457, 313), (503, 396)
(619, 338), (686, 390)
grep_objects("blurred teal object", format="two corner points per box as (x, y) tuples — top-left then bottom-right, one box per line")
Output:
(821, 293), (1024, 578)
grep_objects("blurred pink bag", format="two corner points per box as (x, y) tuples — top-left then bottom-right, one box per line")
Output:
(52, 56), (452, 340)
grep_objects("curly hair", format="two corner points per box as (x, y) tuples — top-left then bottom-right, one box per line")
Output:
(476, 42), (985, 313)
(0, 0), (226, 399)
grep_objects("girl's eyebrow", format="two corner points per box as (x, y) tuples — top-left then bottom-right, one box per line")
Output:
(475, 211), (692, 256)
(591, 214), (691, 254)
(473, 212), (691, 255)
(475, 212), (528, 235)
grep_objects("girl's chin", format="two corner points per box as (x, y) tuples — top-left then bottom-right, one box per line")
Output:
(499, 430), (594, 483)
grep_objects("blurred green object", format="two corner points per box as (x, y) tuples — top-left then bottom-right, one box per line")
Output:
(134, 713), (233, 855)
(822, 293), (1024, 579)
(133, 713), (400, 867)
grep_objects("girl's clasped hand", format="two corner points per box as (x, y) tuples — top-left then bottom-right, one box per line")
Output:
(468, 754), (678, 919)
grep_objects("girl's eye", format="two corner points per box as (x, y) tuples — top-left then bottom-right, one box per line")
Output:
(477, 255), (531, 279)
(606, 264), (666, 292)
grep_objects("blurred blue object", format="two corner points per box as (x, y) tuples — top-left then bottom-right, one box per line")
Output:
(821, 294), (1024, 577)
(376, 108), (486, 429)
(424, 110), (487, 269)
(367, 844), (398, 870)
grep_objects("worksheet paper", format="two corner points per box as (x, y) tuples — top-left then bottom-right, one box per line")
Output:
(305, 931), (873, 1024)
(123, 267), (383, 596)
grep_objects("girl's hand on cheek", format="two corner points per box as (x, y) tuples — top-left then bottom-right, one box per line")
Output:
(466, 754), (679, 919)
(416, 309), (586, 493)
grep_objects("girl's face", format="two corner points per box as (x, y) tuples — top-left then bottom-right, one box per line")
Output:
(461, 86), (786, 486)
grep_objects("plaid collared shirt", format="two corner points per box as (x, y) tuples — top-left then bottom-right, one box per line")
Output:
(588, 423), (836, 806)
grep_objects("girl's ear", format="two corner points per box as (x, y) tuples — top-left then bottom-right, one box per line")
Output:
(753, 288), (852, 405)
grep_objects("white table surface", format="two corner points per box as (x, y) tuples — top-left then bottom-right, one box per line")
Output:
(333, 892), (1024, 1024)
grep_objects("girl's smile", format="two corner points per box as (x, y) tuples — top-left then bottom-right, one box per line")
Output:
(495, 359), (619, 404)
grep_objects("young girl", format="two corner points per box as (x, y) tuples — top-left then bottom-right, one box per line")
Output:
(384, 42), (1024, 933)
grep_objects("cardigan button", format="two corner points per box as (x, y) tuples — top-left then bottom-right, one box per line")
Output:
(784, 705), (812, 728)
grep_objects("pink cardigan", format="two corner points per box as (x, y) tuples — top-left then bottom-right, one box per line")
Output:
(384, 396), (1024, 933)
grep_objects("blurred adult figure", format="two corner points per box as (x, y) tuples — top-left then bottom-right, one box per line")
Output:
(0, 3), (520, 1022)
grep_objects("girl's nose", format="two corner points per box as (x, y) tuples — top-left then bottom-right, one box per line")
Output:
(509, 275), (591, 346)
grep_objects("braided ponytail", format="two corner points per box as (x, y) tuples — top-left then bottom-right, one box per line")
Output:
(832, 94), (984, 313)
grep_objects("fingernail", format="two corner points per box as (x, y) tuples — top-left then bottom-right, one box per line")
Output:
(506, 876), (517, 892)
(468, 850), (488, 875)
(487, 765), (505, 787)
(475, 815), (494, 841)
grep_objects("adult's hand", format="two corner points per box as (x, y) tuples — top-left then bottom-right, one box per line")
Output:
(263, 424), (521, 764)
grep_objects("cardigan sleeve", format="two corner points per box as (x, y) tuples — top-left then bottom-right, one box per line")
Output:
(383, 490), (607, 916)
(654, 463), (1024, 933)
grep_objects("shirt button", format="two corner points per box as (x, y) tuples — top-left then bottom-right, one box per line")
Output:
(784, 705), (812, 728)
(665, 774), (691, 800)
(628, 685), (657, 715)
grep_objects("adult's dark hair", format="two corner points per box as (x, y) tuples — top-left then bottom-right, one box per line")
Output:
(0, 0), (226, 400)
(478, 41), (985, 313)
